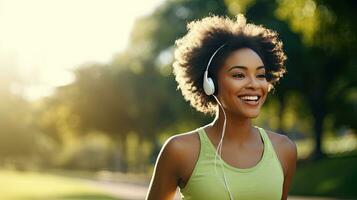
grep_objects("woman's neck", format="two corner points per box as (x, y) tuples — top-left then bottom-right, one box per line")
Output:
(209, 107), (256, 144)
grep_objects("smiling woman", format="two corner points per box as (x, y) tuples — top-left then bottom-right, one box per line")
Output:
(217, 48), (269, 117)
(146, 14), (297, 200)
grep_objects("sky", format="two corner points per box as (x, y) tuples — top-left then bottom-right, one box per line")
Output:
(0, 0), (164, 101)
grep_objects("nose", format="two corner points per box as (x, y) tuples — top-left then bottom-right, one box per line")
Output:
(246, 75), (260, 89)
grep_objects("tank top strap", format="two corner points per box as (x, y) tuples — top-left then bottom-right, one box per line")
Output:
(255, 126), (268, 144)
(254, 126), (282, 169)
(254, 126), (271, 154)
(197, 127), (211, 152)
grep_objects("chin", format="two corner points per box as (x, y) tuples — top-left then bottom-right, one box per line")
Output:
(243, 108), (262, 118)
(246, 113), (260, 118)
(234, 110), (260, 118)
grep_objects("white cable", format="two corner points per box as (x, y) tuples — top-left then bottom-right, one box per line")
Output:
(213, 95), (234, 200)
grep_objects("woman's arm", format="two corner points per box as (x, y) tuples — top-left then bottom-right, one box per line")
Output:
(146, 136), (182, 200)
(281, 135), (298, 200)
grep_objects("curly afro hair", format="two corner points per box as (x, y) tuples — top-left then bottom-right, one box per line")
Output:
(173, 14), (287, 115)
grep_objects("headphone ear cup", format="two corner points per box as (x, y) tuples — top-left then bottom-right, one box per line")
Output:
(203, 76), (215, 95)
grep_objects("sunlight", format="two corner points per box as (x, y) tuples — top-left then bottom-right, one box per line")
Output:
(0, 0), (164, 101)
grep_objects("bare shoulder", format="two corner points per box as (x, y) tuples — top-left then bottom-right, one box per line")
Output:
(165, 130), (199, 152)
(146, 131), (200, 199)
(264, 129), (297, 176)
(265, 130), (296, 148)
(164, 130), (200, 187)
(161, 129), (200, 168)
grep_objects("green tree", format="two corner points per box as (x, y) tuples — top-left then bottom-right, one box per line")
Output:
(275, 0), (357, 160)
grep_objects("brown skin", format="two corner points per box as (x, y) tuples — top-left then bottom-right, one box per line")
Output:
(146, 48), (297, 200)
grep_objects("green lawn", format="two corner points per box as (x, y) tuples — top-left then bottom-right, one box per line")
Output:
(0, 169), (119, 200)
(291, 155), (357, 199)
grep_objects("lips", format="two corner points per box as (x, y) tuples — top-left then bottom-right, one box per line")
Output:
(237, 94), (261, 106)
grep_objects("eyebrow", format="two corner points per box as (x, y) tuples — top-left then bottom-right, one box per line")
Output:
(227, 65), (265, 71)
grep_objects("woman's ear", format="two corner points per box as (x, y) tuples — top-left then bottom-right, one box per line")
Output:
(268, 84), (274, 93)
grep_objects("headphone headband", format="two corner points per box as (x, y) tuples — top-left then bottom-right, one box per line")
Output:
(203, 44), (226, 95)
(204, 44), (226, 73)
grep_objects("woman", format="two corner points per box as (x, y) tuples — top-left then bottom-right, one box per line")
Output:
(146, 14), (297, 200)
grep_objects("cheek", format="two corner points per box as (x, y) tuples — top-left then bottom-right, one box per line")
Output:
(261, 82), (269, 101)
(217, 77), (232, 92)
(226, 79), (240, 90)
(260, 80), (269, 92)
(216, 79), (238, 105)
(219, 79), (242, 97)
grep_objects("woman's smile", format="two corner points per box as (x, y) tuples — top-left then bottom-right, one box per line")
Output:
(238, 95), (261, 106)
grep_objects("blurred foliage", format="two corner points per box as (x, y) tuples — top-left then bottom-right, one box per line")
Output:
(56, 132), (114, 171)
(0, 76), (54, 169)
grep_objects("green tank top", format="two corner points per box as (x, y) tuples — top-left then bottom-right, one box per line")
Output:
(179, 125), (284, 200)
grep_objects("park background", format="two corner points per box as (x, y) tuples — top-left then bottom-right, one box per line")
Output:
(0, 0), (356, 199)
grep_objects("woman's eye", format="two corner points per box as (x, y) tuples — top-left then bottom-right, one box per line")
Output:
(233, 73), (244, 78)
(258, 74), (266, 78)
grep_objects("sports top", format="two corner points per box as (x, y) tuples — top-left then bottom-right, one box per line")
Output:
(179, 125), (284, 200)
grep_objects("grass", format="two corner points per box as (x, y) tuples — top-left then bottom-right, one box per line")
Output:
(0, 169), (120, 200)
(291, 155), (357, 199)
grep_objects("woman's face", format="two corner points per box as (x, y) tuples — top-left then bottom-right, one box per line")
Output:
(216, 48), (269, 118)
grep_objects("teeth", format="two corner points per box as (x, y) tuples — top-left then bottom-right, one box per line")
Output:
(239, 96), (259, 101)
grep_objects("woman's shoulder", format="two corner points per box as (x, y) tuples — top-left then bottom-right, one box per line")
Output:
(264, 129), (297, 153)
(164, 129), (200, 153)
(263, 129), (297, 176)
(159, 129), (201, 180)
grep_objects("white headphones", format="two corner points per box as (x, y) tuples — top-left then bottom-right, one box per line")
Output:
(203, 44), (226, 95)
(202, 43), (235, 200)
